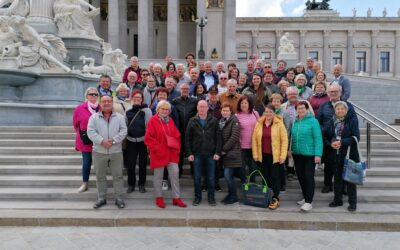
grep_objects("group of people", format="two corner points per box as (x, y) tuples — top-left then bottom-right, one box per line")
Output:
(72, 54), (360, 212)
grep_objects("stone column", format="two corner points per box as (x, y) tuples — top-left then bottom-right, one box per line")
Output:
(27, 0), (57, 34)
(119, 0), (128, 54)
(223, 0), (236, 60)
(251, 30), (258, 58)
(108, 0), (120, 51)
(275, 30), (282, 59)
(167, 0), (180, 58)
(323, 30), (331, 71)
(91, 0), (101, 37)
(138, 0), (154, 59)
(395, 31), (400, 78)
(196, 0), (206, 59)
(370, 30), (379, 77)
(299, 30), (307, 63)
(347, 30), (355, 74)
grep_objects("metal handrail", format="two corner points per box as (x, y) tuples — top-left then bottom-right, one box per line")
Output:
(349, 101), (400, 169)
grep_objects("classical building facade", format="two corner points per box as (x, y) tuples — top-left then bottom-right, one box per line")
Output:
(93, 0), (400, 78)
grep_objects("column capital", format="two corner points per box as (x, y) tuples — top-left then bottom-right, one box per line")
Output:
(251, 30), (259, 37)
(323, 30), (331, 37)
(275, 30), (283, 36)
(300, 30), (307, 36)
(348, 30), (356, 36)
(371, 30), (380, 37)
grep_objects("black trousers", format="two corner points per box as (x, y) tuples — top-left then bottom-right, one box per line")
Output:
(126, 141), (148, 187)
(261, 154), (280, 199)
(333, 156), (357, 205)
(323, 148), (334, 187)
(293, 154), (315, 203)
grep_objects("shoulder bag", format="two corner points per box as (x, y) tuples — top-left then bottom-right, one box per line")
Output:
(343, 136), (367, 185)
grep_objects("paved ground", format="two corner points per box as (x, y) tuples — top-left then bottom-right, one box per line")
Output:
(0, 227), (399, 250)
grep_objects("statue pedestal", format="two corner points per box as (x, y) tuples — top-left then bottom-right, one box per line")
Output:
(303, 10), (340, 17)
(277, 53), (298, 61)
(62, 37), (103, 70)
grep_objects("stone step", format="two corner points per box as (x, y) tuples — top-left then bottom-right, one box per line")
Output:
(359, 149), (400, 157)
(0, 126), (73, 133)
(0, 147), (76, 155)
(0, 187), (399, 203)
(0, 132), (75, 140)
(0, 140), (74, 147)
(359, 142), (400, 149)
(0, 175), (399, 189)
(0, 155), (82, 165)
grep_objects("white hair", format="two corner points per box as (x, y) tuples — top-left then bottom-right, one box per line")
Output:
(116, 83), (129, 93)
(176, 63), (185, 69)
(205, 61), (213, 66)
(329, 83), (343, 92)
(217, 61), (224, 66)
(84, 87), (99, 98)
(286, 86), (299, 95)
(153, 63), (162, 69)
(156, 100), (171, 111)
(294, 73), (308, 85)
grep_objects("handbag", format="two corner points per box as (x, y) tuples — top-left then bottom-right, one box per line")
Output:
(79, 128), (92, 145)
(343, 136), (367, 185)
(241, 170), (272, 208)
(159, 119), (180, 150)
(123, 110), (141, 149)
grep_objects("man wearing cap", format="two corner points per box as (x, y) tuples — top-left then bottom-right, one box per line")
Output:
(218, 79), (242, 114)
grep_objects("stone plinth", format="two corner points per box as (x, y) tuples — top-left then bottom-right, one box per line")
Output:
(27, 0), (58, 34)
(0, 70), (39, 101)
(303, 10), (340, 17)
(277, 53), (298, 61)
(62, 38), (103, 70)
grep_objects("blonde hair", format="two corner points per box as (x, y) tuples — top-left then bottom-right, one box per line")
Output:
(270, 93), (283, 102)
(84, 87), (99, 100)
(156, 100), (171, 112)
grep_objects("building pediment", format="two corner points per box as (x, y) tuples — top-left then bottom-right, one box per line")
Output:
(353, 42), (371, 48)
(305, 42), (323, 48)
(257, 42), (275, 48)
(329, 42), (346, 48)
(377, 42), (394, 48)
(237, 42), (251, 48)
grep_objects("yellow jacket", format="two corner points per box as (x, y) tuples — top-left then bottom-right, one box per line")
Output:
(252, 115), (288, 163)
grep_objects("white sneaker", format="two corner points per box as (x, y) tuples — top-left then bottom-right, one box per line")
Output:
(296, 199), (305, 206)
(161, 180), (168, 191)
(300, 202), (313, 212)
(77, 183), (88, 193)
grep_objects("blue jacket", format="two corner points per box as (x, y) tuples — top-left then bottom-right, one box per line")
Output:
(291, 114), (323, 157)
(330, 75), (351, 101)
(198, 71), (219, 90)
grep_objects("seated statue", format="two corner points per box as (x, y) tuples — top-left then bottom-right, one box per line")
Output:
(53, 0), (100, 39)
(279, 32), (295, 54)
(0, 16), (21, 57)
(0, 0), (29, 16)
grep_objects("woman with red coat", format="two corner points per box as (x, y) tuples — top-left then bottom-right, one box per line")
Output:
(72, 87), (100, 193)
(308, 81), (330, 115)
(144, 100), (187, 208)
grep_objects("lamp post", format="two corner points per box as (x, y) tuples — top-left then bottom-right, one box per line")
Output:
(196, 17), (208, 60)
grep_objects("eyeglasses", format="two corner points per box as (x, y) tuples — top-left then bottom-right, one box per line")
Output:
(87, 93), (99, 97)
(132, 96), (142, 99)
(220, 77), (228, 80)
(142, 73), (150, 76)
(264, 66), (272, 68)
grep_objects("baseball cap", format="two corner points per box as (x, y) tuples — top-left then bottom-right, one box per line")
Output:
(208, 85), (218, 94)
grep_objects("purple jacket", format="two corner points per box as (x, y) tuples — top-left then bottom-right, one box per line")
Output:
(73, 102), (95, 152)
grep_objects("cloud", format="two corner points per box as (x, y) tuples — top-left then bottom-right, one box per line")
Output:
(236, 0), (285, 17)
(291, 4), (305, 16)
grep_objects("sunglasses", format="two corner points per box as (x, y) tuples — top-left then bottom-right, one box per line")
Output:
(220, 77), (228, 80)
(87, 93), (99, 97)
(142, 73), (150, 76)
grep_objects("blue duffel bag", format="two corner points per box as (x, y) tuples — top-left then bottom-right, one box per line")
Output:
(241, 170), (272, 208)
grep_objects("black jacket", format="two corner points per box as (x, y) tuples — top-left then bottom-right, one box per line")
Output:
(317, 100), (357, 133)
(126, 105), (147, 138)
(198, 71), (219, 89)
(322, 113), (360, 164)
(172, 96), (198, 133)
(185, 114), (222, 156)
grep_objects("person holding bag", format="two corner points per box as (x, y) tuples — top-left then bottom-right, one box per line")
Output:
(72, 87), (100, 193)
(323, 101), (360, 212)
(144, 100), (187, 209)
(252, 104), (288, 210)
(219, 102), (242, 204)
(125, 90), (152, 194)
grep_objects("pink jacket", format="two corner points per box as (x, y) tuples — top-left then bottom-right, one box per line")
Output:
(73, 102), (95, 152)
(235, 110), (260, 149)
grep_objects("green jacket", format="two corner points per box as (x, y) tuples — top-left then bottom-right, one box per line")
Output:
(290, 114), (323, 157)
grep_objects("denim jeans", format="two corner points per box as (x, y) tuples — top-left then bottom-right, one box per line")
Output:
(81, 152), (92, 182)
(193, 154), (215, 199)
(224, 168), (237, 200)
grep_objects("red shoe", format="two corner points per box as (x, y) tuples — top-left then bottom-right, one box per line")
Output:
(172, 198), (187, 208)
(155, 197), (166, 208)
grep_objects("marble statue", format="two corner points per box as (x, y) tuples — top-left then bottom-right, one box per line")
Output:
(53, 0), (101, 39)
(398, 8), (400, 17)
(0, 0), (29, 16)
(367, 8), (372, 17)
(7, 16), (70, 72)
(279, 32), (295, 54)
(352, 8), (356, 17)
(80, 42), (127, 80)
(382, 8), (387, 17)
(0, 16), (21, 57)
(206, 0), (224, 8)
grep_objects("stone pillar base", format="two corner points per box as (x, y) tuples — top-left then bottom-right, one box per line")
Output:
(62, 38), (103, 69)
(277, 53), (298, 61)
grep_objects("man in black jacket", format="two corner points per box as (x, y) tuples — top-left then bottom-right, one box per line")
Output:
(172, 83), (198, 177)
(186, 100), (222, 206)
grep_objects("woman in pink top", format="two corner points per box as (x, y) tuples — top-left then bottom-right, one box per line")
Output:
(235, 96), (260, 182)
(73, 87), (100, 193)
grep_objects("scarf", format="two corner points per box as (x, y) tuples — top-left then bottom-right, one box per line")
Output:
(117, 95), (126, 102)
(334, 116), (345, 138)
(219, 117), (228, 129)
(87, 102), (98, 114)
(296, 85), (305, 95)
(314, 91), (327, 98)
(274, 107), (281, 114)
(158, 114), (169, 123)
(99, 87), (112, 96)
(208, 101), (217, 110)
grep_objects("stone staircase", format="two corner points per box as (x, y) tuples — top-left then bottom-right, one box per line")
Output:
(0, 126), (400, 230)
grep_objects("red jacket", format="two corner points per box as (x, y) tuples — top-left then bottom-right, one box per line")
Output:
(73, 102), (95, 152)
(122, 66), (142, 83)
(144, 114), (181, 168)
(308, 94), (330, 115)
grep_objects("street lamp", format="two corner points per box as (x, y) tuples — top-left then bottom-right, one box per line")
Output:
(196, 17), (208, 60)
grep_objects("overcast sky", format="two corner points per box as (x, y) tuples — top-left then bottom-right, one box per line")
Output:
(236, 0), (400, 17)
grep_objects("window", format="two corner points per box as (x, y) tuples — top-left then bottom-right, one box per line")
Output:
(356, 51), (366, 72)
(380, 51), (390, 72)
(332, 51), (342, 65)
(237, 52), (248, 60)
(260, 52), (271, 60)
(309, 51), (319, 61)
